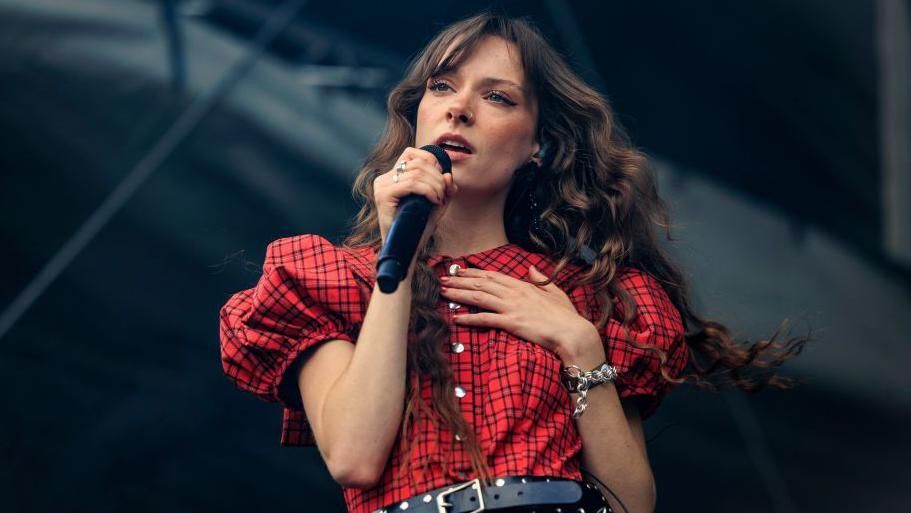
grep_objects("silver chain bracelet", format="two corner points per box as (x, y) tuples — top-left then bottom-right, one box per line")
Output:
(561, 362), (619, 418)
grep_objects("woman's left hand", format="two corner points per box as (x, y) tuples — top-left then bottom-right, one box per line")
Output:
(439, 265), (601, 360)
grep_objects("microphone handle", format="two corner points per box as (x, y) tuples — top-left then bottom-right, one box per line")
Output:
(375, 194), (433, 293)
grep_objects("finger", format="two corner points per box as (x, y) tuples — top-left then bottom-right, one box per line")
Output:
(443, 173), (456, 199)
(412, 173), (447, 205)
(452, 312), (504, 330)
(526, 265), (576, 311)
(395, 176), (444, 205)
(440, 286), (506, 310)
(527, 265), (556, 288)
(437, 173), (457, 204)
(440, 276), (517, 300)
(402, 147), (444, 172)
(445, 277), (511, 299)
(397, 158), (447, 195)
(444, 269), (512, 299)
(392, 164), (447, 204)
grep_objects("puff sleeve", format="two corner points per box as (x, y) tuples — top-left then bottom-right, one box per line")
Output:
(219, 235), (368, 413)
(597, 267), (689, 418)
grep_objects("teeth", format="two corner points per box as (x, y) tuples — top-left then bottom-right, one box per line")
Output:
(441, 139), (468, 149)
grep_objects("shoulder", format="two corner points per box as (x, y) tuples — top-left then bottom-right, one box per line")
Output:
(263, 234), (345, 266)
(614, 266), (670, 300)
(569, 264), (683, 331)
(263, 234), (377, 283)
(613, 266), (684, 334)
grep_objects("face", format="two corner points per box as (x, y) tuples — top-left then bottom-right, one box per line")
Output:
(415, 35), (540, 197)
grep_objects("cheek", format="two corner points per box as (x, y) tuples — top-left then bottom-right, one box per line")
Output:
(415, 100), (455, 147)
(416, 98), (429, 121)
(414, 98), (434, 139)
(487, 117), (536, 158)
(411, 105), (425, 134)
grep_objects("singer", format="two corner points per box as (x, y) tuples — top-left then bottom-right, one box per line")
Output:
(219, 13), (806, 513)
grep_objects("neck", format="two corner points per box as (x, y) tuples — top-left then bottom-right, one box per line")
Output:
(434, 192), (510, 257)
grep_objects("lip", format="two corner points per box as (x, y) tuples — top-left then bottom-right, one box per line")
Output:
(443, 148), (473, 163)
(434, 132), (475, 154)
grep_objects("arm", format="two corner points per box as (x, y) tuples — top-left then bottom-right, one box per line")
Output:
(305, 149), (455, 487)
(218, 237), (418, 489)
(560, 324), (656, 513)
(434, 263), (679, 512)
(297, 272), (415, 489)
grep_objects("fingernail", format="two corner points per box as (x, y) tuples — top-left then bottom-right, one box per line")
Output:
(440, 276), (450, 282)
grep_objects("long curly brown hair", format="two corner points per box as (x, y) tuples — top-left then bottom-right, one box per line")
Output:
(342, 13), (808, 487)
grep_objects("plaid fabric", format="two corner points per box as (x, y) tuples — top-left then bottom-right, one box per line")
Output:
(219, 234), (687, 513)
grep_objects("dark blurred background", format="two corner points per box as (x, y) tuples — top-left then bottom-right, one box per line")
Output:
(2, 0), (909, 512)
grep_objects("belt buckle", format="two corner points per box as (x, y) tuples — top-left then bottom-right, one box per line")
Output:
(436, 477), (484, 513)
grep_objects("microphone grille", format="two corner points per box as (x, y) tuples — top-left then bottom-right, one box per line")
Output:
(420, 144), (452, 174)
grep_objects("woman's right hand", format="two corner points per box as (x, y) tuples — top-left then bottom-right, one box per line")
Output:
(373, 147), (458, 250)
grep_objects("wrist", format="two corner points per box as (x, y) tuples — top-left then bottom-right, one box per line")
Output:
(556, 320), (605, 366)
(561, 361), (619, 419)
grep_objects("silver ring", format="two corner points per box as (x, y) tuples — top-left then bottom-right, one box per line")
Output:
(393, 160), (407, 183)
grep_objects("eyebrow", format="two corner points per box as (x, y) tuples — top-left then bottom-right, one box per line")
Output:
(477, 77), (523, 90)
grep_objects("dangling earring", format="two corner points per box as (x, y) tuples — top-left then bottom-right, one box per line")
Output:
(525, 169), (543, 239)
(529, 188), (542, 236)
(527, 142), (549, 240)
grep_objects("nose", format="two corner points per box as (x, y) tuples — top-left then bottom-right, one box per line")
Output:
(446, 98), (473, 124)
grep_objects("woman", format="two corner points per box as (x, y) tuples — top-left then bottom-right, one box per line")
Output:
(219, 13), (806, 513)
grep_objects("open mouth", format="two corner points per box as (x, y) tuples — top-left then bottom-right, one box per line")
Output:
(434, 133), (475, 156)
(438, 142), (472, 154)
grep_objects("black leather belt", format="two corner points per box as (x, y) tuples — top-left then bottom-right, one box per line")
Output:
(372, 475), (612, 513)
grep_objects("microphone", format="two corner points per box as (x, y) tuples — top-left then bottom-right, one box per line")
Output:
(376, 144), (452, 293)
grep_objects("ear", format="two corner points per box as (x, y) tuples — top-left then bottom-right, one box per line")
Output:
(528, 140), (543, 168)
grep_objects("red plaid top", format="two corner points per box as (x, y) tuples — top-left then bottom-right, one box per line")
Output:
(220, 234), (688, 513)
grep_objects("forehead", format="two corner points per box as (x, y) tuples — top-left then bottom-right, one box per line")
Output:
(437, 35), (527, 86)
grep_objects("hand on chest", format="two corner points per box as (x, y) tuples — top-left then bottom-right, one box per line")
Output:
(437, 262), (594, 358)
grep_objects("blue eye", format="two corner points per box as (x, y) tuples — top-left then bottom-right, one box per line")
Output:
(428, 79), (450, 91)
(486, 90), (516, 106)
(428, 80), (516, 106)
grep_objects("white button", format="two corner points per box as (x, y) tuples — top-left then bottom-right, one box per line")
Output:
(448, 264), (461, 276)
(495, 478), (506, 487)
(422, 495), (432, 503)
(454, 385), (467, 398)
(448, 301), (461, 310)
(399, 502), (409, 510)
(454, 433), (462, 441)
(451, 342), (465, 353)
